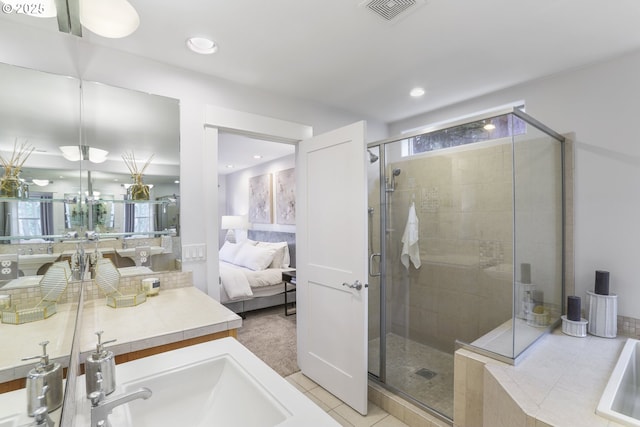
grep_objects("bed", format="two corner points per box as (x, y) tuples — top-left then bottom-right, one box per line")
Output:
(219, 230), (295, 315)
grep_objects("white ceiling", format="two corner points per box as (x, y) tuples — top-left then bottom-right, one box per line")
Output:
(2, 0), (640, 167)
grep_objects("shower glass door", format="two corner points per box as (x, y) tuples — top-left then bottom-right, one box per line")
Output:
(367, 145), (382, 379)
(367, 109), (565, 422)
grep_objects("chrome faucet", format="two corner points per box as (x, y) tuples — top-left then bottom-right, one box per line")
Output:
(89, 373), (152, 427)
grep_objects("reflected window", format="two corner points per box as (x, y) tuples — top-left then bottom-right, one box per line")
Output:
(17, 192), (53, 236)
(125, 202), (153, 234)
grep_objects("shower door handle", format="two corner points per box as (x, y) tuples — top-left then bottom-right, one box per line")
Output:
(342, 280), (367, 291)
(369, 253), (381, 277)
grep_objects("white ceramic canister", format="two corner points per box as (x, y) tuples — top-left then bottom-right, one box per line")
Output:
(141, 277), (160, 296)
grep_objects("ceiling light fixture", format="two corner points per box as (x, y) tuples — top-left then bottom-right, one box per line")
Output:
(253, 155), (262, 159)
(410, 87), (425, 97)
(186, 37), (218, 55)
(79, 0), (140, 38)
(59, 145), (108, 163)
(32, 179), (51, 186)
(225, 164), (234, 169)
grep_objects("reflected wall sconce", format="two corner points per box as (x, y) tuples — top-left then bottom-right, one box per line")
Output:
(483, 120), (496, 131)
(220, 215), (246, 243)
(59, 145), (109, 163)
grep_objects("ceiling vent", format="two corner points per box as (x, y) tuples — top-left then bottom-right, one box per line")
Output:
(360, 0), (425, 22)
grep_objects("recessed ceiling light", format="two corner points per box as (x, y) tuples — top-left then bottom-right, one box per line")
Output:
(226, 164), (234, 169)
(253, 155), (262, 159)
(410, 87), (425, 97)
(483, 120), (496, 131)
(174, 180), (180, 184)
(186, 37), (218, 55)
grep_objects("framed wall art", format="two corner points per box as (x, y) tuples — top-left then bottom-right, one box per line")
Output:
(276, 168), (295, 225)
(248, 173), (272, 224)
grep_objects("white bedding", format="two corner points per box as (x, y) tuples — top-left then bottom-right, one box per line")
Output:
(219, 261), (291, 301)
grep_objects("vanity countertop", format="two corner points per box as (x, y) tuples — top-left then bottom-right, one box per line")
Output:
(0, 302), (77, 384)
(477, 328), (628, 426)
(78, 286), (242, 360)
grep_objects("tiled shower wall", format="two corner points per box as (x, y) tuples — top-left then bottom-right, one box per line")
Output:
(377, 135), (564, 354)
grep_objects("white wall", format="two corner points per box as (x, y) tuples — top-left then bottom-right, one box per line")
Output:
(0, 21), (387, 294)
(390, 49), (640, 319)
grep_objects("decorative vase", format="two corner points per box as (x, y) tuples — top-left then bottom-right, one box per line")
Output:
(0, 175), (27, 198)
(128, 174), (149, 201)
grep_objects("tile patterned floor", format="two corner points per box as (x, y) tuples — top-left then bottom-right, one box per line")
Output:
(285, 371), (410, 427)
(368, 333), (454, 418)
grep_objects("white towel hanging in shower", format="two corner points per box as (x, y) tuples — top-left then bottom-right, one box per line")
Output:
(401, 202), (421, 269)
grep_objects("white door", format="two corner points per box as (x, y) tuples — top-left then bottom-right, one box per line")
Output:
(296, 121), (368, 415)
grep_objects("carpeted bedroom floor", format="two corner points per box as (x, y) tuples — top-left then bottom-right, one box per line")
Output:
(236, 305), (300, 377)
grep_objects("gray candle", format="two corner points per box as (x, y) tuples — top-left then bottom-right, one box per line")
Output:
(567, 296), (581, 321)
(521, 263), (531, 284)
(595, 270), (610, 295)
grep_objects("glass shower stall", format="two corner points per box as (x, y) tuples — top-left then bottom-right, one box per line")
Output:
(367, 107), (565, 421)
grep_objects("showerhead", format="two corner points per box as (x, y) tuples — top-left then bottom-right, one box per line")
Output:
(386, 168), (402, 193)
(368, 149), (379, 163)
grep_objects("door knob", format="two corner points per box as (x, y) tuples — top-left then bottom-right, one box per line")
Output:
(342, 280), (367, 291)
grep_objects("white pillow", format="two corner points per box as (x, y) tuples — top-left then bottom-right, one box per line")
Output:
(233, 243), (276, 271)
(257, 241), (289, 268)
(219, 241), (242, 263)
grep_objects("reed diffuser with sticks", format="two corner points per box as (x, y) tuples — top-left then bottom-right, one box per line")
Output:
(0, 139), (34, 198)
(122, 151), (154, 200)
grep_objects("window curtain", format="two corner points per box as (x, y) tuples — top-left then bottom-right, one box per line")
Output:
(39, 194), (54, 236)
(0, 202), (7, 243)
(124, 200), (135, 233)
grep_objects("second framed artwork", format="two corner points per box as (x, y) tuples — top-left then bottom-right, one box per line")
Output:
(276, 168), (295, 225)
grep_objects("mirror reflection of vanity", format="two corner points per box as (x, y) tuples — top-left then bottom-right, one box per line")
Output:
(0, 60), (181, 410)
(0, 61), (181, 280)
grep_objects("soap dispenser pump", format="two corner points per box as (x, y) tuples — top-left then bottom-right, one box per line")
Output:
(22, 341), (63, 416)
(85, 330), (117, 398)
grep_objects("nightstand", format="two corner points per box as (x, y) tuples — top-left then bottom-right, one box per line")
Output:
(282, 270), (296, 316)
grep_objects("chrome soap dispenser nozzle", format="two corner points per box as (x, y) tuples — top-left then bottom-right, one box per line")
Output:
(85, 331), (117, 398)
(22, 341), (63, 416)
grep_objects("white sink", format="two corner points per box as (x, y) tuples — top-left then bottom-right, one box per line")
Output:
(116, 246), (164, 260)
(120, 356), (289, 427)
(75, 337), (340, 427)
(0, 414), (19, 427)
(18, 253), (60, 276)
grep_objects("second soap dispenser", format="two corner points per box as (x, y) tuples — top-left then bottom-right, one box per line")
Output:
(22, 341), (63, 416)
(85, 331), (117, 397)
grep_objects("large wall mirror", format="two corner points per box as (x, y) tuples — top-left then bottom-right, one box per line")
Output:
(0, 61), (181, 414)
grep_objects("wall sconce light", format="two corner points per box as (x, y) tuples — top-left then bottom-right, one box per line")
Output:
(220, 215), (246, 243)
(59, 145), (108, 163)
(80, 0), (140, 39)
